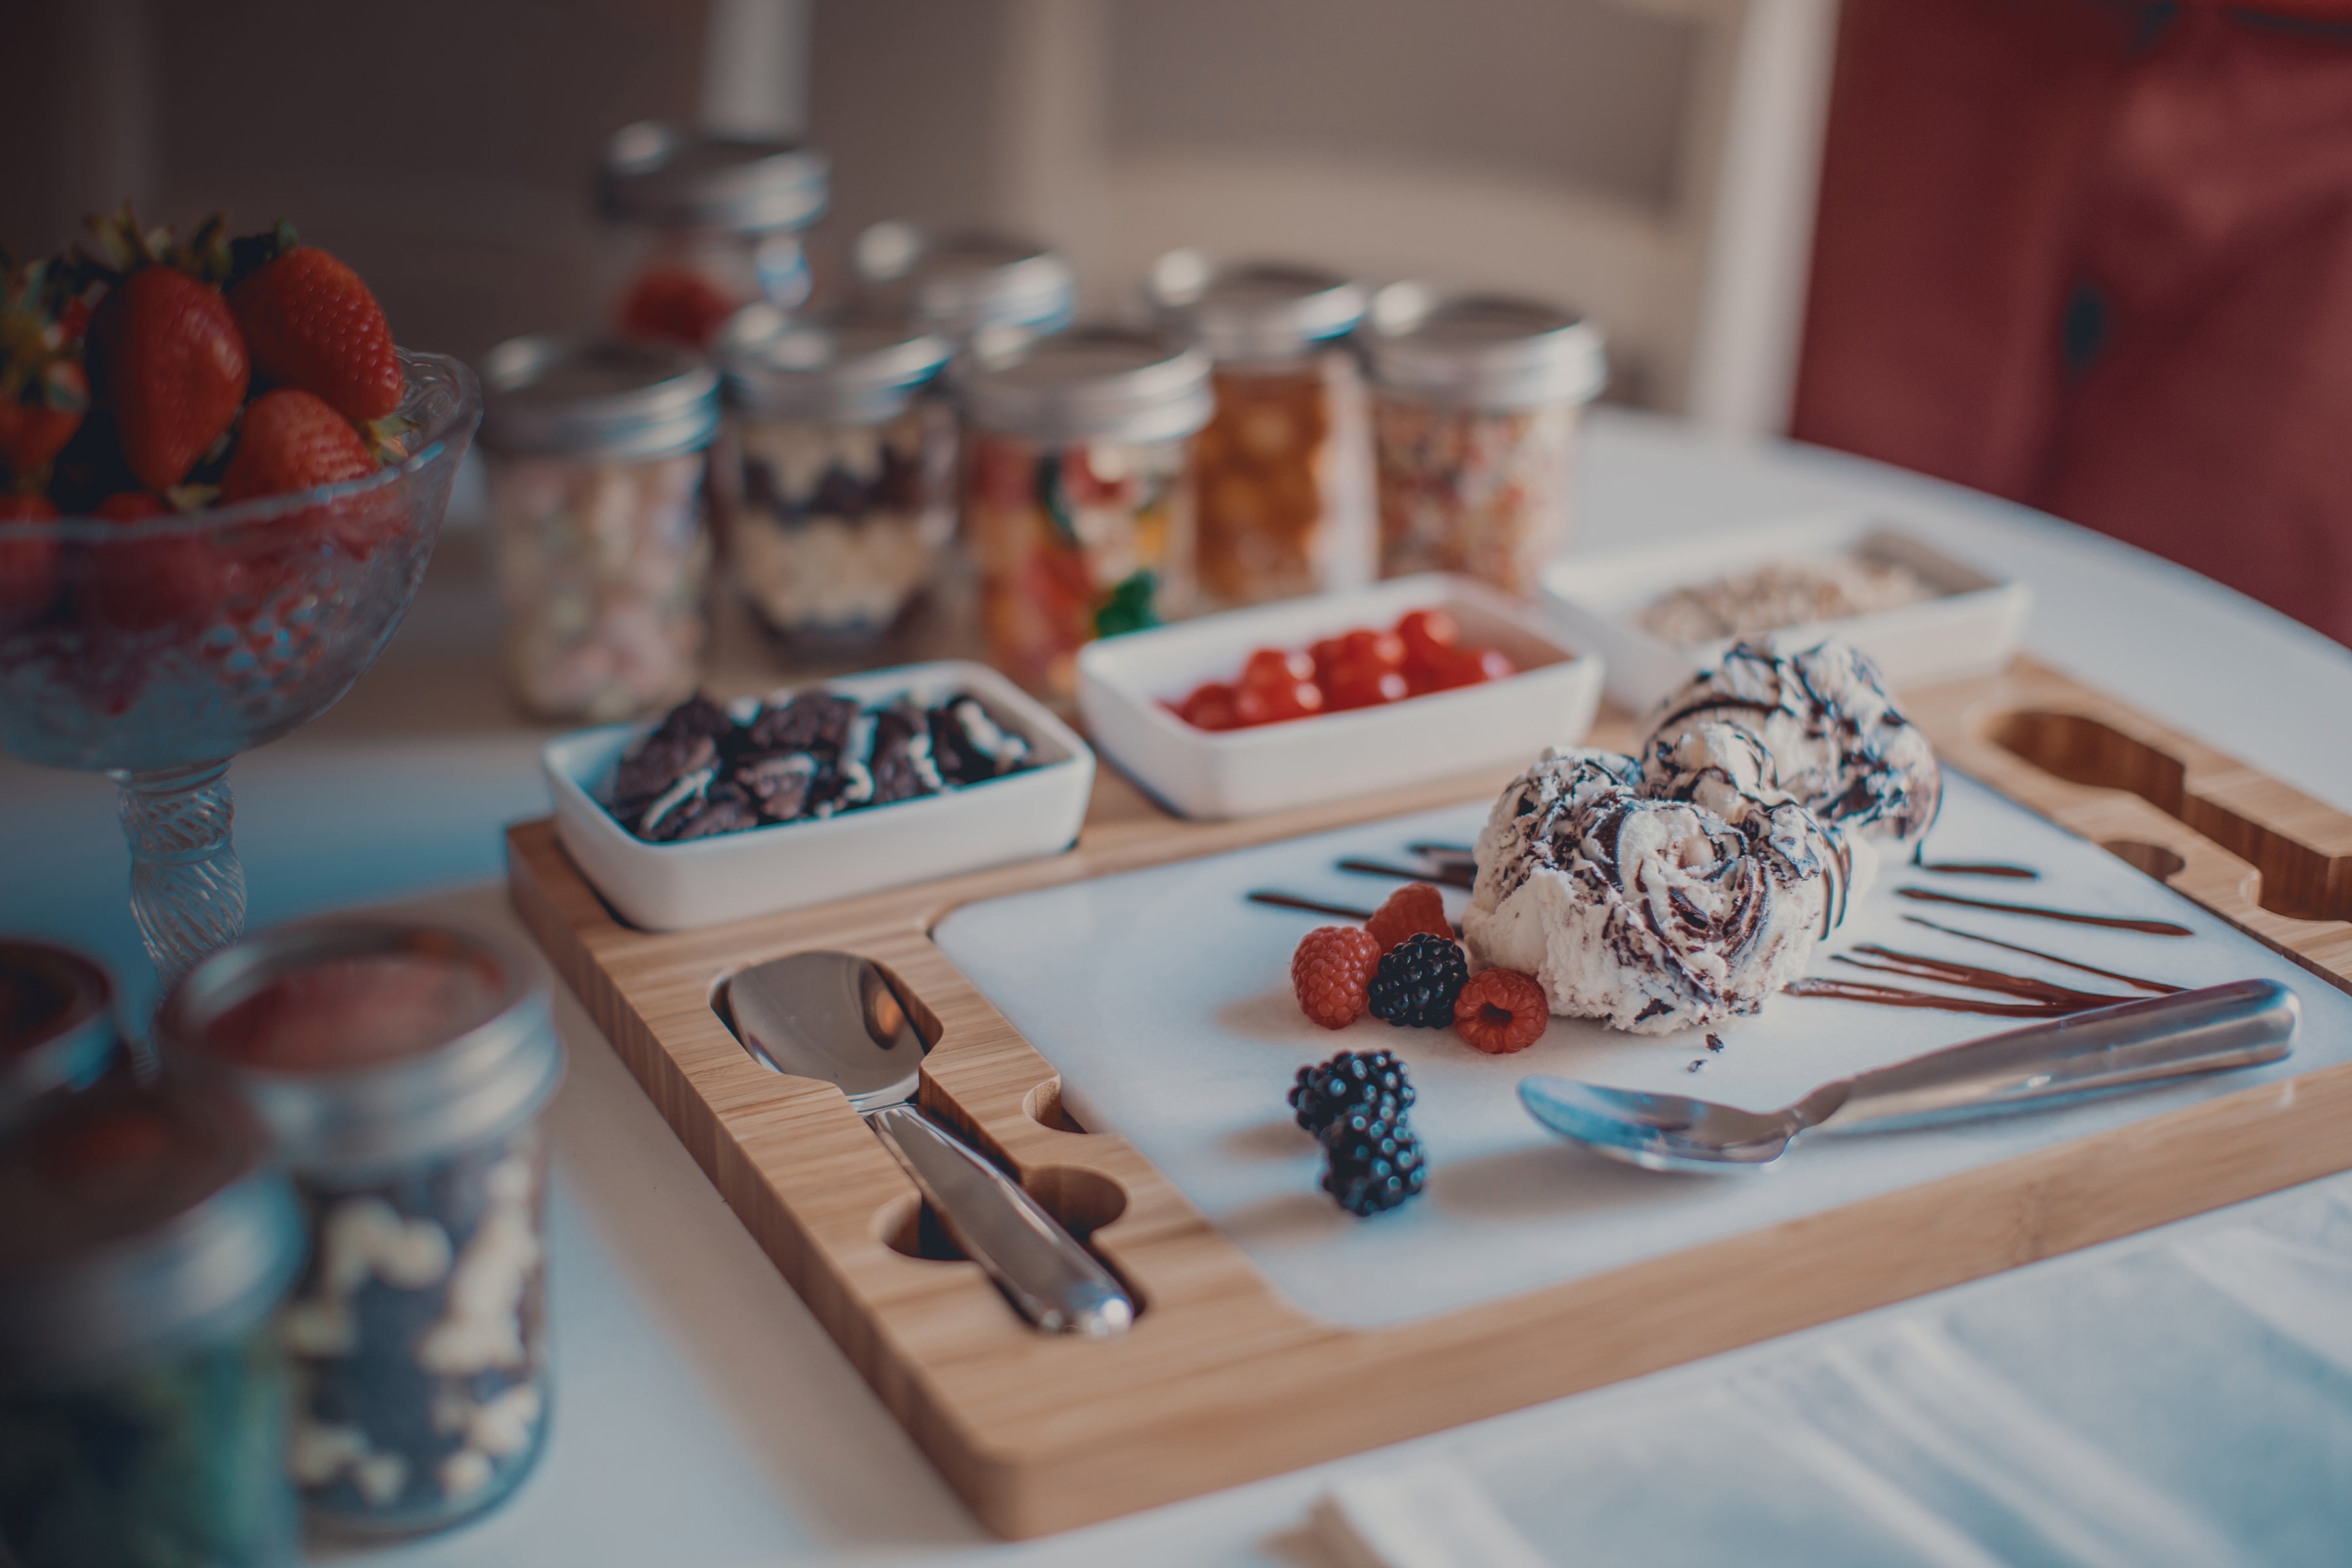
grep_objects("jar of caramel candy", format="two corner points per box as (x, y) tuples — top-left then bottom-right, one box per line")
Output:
(1146, 252), (1372, 607)
(1363, 285), (1605, 598)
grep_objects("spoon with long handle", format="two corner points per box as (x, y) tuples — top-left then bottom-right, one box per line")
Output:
(726, 951), (1132, 1335)
(1520, 978), (2298, 1174)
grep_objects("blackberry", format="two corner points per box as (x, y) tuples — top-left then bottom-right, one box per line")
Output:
(1367, 933), (1468, 1028)
(1288, 1050), (1417, 1135)
(1318, 1107), (1428, 1217)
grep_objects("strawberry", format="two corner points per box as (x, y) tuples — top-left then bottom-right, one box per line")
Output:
(229, 235), (402, 422)
(0, 493), (61, 631)
(0, 257), (90, 482)
(221, 388), (376, 502)
(100, 266), (250, 492)
(82, 491), (245, 633)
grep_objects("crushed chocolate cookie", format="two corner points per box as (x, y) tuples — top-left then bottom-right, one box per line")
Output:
(747, 691), (860, 755)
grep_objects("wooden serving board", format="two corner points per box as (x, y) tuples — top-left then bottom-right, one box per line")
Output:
(505, 659), (2352, 1539)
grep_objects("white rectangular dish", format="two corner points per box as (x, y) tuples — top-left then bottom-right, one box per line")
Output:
(543, 660), (1093, 931)
(933, 771), (2352, 1331)
(1075, 574), (1604, 821)
(1541, 513), (2033, 712)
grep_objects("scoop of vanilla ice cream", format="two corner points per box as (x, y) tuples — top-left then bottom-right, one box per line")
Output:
(1639, 720), (1876, 921)
(1641, 638), (1940, 851)
(1465, 745), (1837, 1035)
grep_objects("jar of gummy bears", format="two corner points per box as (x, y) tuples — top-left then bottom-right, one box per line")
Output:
(716, 307), (955, 647)
(478, 335), (720, 723)
(598, 121), (829, 350)
(958, 327), (1213, 696)
(1362, 285), (1605, 597)
(160, 919), (564, 1539)
(1145, 251), (1372, 607)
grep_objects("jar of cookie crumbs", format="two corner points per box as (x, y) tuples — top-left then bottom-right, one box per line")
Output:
(960, 327), (1213, 696)
(598, 122), (829, 350)
(159, 920), (564, 1539)
(479, 335), (721, 723)
(1364, 286), (1605, 597)
(717, 306), (955, 648)
(1146, 252), (1372, 607)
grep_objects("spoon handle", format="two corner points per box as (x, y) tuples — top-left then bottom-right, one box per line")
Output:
(1826, 979), (2298, 1128)
(864, 1105), (1134, 1337)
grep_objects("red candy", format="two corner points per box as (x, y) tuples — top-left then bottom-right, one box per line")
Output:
(1170, 609), (1514, 731)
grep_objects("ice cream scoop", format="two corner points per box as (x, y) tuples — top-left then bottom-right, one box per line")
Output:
(1641, 638), (1940, 851)
(1464, 747), (1841, 1034)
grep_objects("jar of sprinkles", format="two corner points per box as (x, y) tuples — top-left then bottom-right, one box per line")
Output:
(716, 307), (955, 647)
(598, 121), (829, 350)
(1146, 252), (1373, 608)
(1363, 285), (1605, 596)
(159, 920), (563, 1537)
(959, 327), (1213, 696)
(479, 335), (721, 723)
(0, 940), (121, 1134)
(0, 1080), (306, 1568)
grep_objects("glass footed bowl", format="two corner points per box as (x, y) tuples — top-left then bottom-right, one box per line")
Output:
(0, 350), (482, 986)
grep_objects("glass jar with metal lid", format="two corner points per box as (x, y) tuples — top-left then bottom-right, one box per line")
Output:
(960, 326), (1213, 696)
(1, 940), (121, 1134)
(0, 1079), (306, 1568)
(598, 120), (829, 349)
(715, 306), (955, 647)
(478, 335), (721, 723)
(159, 919), (564, 1538)
(1363, 285), (1607, 596)
(1147, 252), (1373, 607)
(851, 222), (1077, 353)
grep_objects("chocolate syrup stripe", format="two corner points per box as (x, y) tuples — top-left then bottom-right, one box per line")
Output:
(1338, 857), (1477, 890)
(1831, 945), (2129, 1009)
(1893, 886), (2193, 937)
(1246, 890), (1464, 935)
(1782, 979), (2070, 1017)
(1916, 860), (2039, 880)
(1899, 915), (2182, 994)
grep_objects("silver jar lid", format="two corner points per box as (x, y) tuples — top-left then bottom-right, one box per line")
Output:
(0, 1079), (304, 1385)
(962, 326), (1213, 446)
(478, 335), (721, 462)
(157, 919), (564, 1182)
(1363, 283), (1607, 411)
(717, 306), (951, 425)
(1145, 251), (1368, 361)
(852, 223), (1077, 340)
(598, 121), (829, 235)
(1, 940), (117, 1132)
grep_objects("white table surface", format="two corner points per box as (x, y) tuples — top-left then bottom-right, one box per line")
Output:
(6, 407), (2349, 1565)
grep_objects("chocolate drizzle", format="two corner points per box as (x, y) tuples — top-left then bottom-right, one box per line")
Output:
(1898, 915), (2181, 994)
(1338, 857), (1476, 891)
(1247, 891), (1376, 921)
(1894, 887), (2193, 936)
(1916, 859), (2038, 880)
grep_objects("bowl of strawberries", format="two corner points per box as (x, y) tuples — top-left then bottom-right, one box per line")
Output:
(0, 209), (482, 985)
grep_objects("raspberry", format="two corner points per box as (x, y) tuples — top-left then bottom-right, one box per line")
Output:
(1454, 968), (1550, 1054)
(1367, 932), (1468, 1028)
(1365, 881), (1451, 954)
(1288, 1049), (1416, 1134)
(1290, 926), (1380, 1030)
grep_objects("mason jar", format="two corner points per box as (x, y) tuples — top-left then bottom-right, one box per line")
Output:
(1362, 286), (1607, 597)
(1146, 252), (1372, 608)
(0, 939), (120, 1134)
(715, 306), (955, 648)
(850, 223), (1076, 355)
(959, 327), (1213, 697)
(597, 121), (829, 350)
(478, 336), (721, 723)
(159, 919), (564, 1539)
(0, 1080), (306, 1568)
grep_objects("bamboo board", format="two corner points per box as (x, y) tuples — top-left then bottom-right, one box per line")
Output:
(505, 659), (2352, 1539)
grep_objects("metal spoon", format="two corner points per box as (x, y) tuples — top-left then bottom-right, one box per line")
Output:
(725, 951), (1133, 1336)
(1520, 978), (2298, 1174)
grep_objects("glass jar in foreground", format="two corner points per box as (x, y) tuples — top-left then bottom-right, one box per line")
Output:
(598, 121), (829, 350)
(716, 307), (955, 647)
(960, 327), (1213, 696)
(479, 336), (719, 723)
(851, 223), (1076, 355)
(1147, 252), (1373, 607)
(159, 919), (564, 1539)
(1, 940), (122, 1134)
(0, 1080), (306, 1568)
(1363, 286), (1606, 597)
